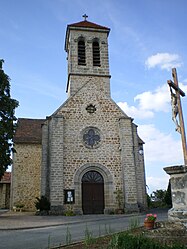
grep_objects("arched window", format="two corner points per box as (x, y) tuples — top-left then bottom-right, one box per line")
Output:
(82, 171), (104, 183)
(78, 40), (86, 65)
(93, 40), (100, 66)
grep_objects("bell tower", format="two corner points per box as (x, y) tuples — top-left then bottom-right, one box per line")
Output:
(65, 15), (111, 97)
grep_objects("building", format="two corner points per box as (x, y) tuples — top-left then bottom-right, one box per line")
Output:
(0, 172), (11, 209)
(11, 17), (147, 214)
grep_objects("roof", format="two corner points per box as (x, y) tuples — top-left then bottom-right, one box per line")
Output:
(14, 118), (45, 144)
(138, 136), (145, 145)
(68, 20), (110, 30)
(65, 20), (110, 52)
(0, 172), (11, 184)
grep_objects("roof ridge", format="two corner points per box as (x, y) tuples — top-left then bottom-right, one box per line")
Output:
(68, 20), (110, 30)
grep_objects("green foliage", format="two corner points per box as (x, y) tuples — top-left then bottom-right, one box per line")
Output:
(64, 205), (76, 216)
(146, 194), (151, 208)
(35, 196), (50, 211)
(108, 232), (186, 249)
(0, 59), (19, 179)
(15, 202), (24, 209)
(84, 224), (95, 246)
(47, 235), (51, 249)
(164, 180), (172, 207)
(65, 226), (72, 245)
(128, 216), (140, 229)
(114, 188), (123, 209)
(152, 189), (166, 203)
(148, 183), (172, 208)
(104, 224), (113, 235)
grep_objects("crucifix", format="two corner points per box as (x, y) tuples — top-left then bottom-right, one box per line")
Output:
(167, 68), (187, 166)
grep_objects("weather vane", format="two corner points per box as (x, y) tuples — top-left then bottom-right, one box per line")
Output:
(168, 68), (187, 166)
(82, 14), (88, 21)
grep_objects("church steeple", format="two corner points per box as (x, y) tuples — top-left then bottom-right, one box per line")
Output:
(65, 17), (111, 97)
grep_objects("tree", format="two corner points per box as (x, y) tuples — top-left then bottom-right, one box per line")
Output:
(151, 189), (166, 203)
(0, 59), (19, 179)
(165, 180), (172, 207)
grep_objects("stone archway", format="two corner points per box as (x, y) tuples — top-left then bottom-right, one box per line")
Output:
(73, 163), (114, 214)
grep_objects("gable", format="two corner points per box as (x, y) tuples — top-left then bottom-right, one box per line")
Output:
(52, 77), (129, 119)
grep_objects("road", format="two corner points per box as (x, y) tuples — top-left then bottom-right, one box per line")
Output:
(0, 209), (168, 249)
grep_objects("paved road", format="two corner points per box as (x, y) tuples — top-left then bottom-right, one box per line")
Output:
(0, 209), (168, 249)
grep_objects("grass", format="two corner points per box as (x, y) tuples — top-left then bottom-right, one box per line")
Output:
(49, 220), (187, 249)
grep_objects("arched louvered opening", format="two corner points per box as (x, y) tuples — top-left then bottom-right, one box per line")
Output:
(78, 40), (86, 65)
(82, 171), (104, 183)
(82, 170), (104, 214)
(93, 41), (100, 66)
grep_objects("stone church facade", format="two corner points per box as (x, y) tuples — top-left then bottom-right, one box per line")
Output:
(11, 18), (147, 214)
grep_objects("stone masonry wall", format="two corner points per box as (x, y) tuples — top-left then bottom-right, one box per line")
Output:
(132, 124), (147, 210)
(54, 76), (141, 211)
(164, 166), (187, 222)
(119, 117), (139, 212)
(41, 120), (49, 198)
(68, 75), (110, 99)
(49, 115), (64, 209)
(0, 184), (10, 209)
(67, 29), (110, 76)
(11, 144), (41, 211)
(67, 29), (110, 97)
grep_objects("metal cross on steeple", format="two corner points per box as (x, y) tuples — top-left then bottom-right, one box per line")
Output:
(82, 14), (88, 21)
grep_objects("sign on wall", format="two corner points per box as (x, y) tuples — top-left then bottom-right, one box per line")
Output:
(64, 189), (75, 204)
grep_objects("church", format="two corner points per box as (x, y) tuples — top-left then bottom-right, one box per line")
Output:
(11, 17), (147, 214)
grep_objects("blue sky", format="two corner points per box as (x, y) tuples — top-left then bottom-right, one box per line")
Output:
(1, 0), (187, 194)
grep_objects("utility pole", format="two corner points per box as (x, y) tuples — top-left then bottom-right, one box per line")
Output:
(167, 68), (187, 166)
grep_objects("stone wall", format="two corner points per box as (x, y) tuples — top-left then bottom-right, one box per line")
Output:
(0, 183), (10, 209)
(41, 75), (147, 213)
(11, 144), (42, 211)
(164, 165), (187, 222)
(66, 29), (110, 97)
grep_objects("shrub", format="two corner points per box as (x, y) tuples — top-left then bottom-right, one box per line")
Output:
(35, 196), (50, 211)
(64, 205), (75, 216)
(108, 232), (186, 249)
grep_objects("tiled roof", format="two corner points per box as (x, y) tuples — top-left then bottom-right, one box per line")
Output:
(14, 118), (45, 144)
(0, 172), (11, 183)
(68, 20), (110, 31)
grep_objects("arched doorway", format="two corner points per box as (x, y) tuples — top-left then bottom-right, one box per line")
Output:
(82, 170), (104, 214)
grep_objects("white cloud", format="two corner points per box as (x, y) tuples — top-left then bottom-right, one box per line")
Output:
(118, 82), (187, 120)
(138, 124), (183, 193)
(179, 82), (187, 94)
(117, 84), (171, 120)
(138, 124), (183, 164)
(135, 84), (170, 112)
(146, 176), (169, 193)
(145, 53), (182, 71)
(117, 101), (154, 119)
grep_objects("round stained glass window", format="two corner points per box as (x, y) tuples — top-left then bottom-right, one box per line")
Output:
(82, 127), (101, 148)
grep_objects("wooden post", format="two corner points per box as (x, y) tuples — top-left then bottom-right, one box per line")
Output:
(168, 68), (187, 166)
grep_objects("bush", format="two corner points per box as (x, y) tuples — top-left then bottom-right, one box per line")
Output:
(108, 232), (186, 249)
(35, 196), (50, 211)
(64, 205), (75, 216)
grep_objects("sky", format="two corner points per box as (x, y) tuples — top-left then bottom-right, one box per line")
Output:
(1, 0), (187, 194)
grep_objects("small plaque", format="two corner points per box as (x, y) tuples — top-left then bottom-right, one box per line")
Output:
(64, 189), (75, 204)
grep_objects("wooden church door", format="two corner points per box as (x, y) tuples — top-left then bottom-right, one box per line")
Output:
(82, 171), (104, 214)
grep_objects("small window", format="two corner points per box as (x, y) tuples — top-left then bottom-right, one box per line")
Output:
(78, 40), (86, 65)
(86, 104), (96, 114)
(93, 41), (100, 66)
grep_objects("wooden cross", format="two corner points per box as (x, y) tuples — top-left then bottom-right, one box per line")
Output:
(82, 14), (88, 21)
(167, 68), (187, 166)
